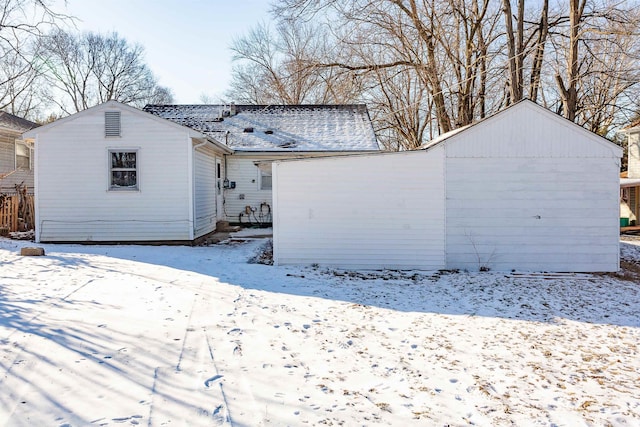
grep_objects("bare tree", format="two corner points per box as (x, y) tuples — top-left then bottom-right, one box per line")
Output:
(269, 0), (640, 148)
(0, 0), (68, 118)
(551, 0), (640, 129)
(0, 38), (43, 115)
(273, 0), (504, 135)
(364, 66), (433, 150)
(228, 21), (362, 104)
(41, 30), (173, 114)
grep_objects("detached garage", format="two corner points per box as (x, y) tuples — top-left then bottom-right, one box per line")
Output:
(272, 100), (622, 272)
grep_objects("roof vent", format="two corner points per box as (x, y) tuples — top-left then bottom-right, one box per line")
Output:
(278, 141), (297, 148)
(221, 103), (237, 117)
(243, 127), (254, 133)
(105, 111), (121, 137)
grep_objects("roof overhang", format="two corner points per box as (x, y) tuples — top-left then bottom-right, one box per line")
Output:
(192, 135), (233, 154)
(621, 178), (640, 188)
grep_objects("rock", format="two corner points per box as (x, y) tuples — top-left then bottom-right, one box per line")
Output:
(20, 247), (45, 256)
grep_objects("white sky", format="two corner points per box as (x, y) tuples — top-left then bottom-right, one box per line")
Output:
(52, 0), (274, 103)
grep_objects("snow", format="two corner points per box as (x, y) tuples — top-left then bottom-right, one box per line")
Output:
(1, 235), (639, 426)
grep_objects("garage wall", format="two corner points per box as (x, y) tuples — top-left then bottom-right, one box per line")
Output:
(445, 157), (620, 272)
(224, 152), (374, 224)
(443, 102), (621, 272)
(271, 101), (622, 272)
(273, 149), (446, 269)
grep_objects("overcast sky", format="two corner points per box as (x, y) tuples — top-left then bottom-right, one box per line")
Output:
(52, 0), (274, 103)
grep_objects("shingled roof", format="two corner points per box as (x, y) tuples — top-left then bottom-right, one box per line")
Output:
(143, 104), (379, 152)
(0, 111), (38, 132)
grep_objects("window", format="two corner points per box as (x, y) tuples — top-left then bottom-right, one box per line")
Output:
(109, 150), (138, 190)
(258, 163), (272, 190)
(15, 140), (31, 170)
(105, 111), (121, 137)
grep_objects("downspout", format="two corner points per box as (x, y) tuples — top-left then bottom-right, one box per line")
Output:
(223, 131), (230, 222)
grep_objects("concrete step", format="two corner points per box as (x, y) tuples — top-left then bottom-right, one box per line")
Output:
(216, 221), (241, 233)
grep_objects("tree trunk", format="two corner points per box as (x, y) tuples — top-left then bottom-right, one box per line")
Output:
(557, 0), (584, 121)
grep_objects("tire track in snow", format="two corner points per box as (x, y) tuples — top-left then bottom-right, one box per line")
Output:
(148, 281), (234, 426)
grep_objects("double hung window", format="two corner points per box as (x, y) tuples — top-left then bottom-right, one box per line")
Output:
(109, 150), (138, 190)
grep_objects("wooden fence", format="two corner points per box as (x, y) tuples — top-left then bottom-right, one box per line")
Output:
(0, 193), (34, 233)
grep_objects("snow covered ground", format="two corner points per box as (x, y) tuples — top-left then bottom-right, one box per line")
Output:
(0, 234), (639, 426)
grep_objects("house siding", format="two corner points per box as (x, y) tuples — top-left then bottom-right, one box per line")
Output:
(35, 106), (192, 242)
(0, 129), (34, 192)
(628, 131), (640, 178)
(194, 145), (220, 237)
(224, 155), (274, 224)
(273, 149), (446, 269)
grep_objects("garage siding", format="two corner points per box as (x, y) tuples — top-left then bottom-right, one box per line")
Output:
(445, 157), (620, 272)
(272, 101), (621, 272)
(273, 149), (446, 269)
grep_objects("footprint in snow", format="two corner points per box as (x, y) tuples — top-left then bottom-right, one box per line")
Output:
(233, 344), (242, 356)
(204, 374), (224, 388)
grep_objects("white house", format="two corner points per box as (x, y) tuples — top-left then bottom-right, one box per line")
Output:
(23, 101), (232, 243)
(272, 100), (622, 272)
(143, 104), (379, 225)
(620, 119), (640, 225)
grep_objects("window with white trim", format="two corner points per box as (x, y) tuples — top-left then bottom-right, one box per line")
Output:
(15, 140), (31, 170)
(109, 150), (138, 190)
(258, 163), (272, 190)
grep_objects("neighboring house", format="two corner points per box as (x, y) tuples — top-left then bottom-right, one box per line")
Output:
(620, 119), (640, 225)
(0, 111), (38, 193)
(272, 100), (622, 272)
(143, 104), (379, 224)
(23, 101), (232, 243)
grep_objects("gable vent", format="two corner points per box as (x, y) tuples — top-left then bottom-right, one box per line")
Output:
(105, 111), (121, 137)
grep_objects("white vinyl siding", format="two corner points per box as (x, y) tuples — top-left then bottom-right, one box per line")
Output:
(194, 145), (219, 237)
(35, 106), (192, 242)
(445, 158), (620, 272)
(273, 149), (446, 269)
(224, 152), (366, 224)
(224, 156), (274, 224)
(272, 101), (621, 272)
(628, 131), (640, 178)
(444, 104), (621, 159)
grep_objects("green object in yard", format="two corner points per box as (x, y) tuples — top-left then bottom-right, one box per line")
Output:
(620, 217), (630, 227)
